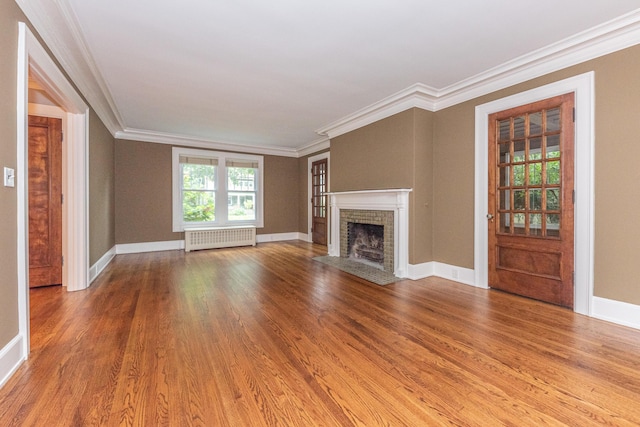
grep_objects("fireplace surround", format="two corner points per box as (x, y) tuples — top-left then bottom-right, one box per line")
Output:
(327, 189), (412, 278)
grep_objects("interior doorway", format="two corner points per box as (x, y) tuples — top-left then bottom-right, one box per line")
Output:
(474, 72), (595, 315)
(311, 158), (328, 245)
(17, 22), (90, 358)
(487, 93), (575, 308)
(28, 114), (63, 288)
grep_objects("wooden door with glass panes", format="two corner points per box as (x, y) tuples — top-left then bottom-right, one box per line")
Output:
(488, 93), (574, 308)
(311, 158), (328, 245)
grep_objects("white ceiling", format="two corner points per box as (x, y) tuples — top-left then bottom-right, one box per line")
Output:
(18, 1), (640, 156)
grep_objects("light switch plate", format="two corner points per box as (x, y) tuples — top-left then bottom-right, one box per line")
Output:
(4, 167), (15, 187)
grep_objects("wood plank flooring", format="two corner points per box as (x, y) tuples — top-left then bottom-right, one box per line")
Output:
(1, 241), (640, 426)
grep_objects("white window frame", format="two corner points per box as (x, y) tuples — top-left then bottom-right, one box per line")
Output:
(172, 147), (264, 231)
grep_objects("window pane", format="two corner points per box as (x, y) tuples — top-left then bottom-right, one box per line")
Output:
(228, 167), (256, 191)
(228, 193), (256, 221)
(499, 212), (511, 234)
(183, 191), (215, 222)
(547, 214), (560, 237)
(182, 164), (216, 190)
(514, 213), (525, 234)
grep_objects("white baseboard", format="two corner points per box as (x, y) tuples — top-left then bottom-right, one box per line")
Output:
(592, 297), (640, 330)
(89, 246), (116, 284)
(256, 232), (305, 243)
(408, 261), (476, 287)
(116, 240), (185, 255)
(0, 335), (26, 388)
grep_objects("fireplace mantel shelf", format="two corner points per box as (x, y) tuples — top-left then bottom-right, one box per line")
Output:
(327, 189), (412, 278)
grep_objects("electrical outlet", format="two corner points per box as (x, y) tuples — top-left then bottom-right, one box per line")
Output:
(4, 167), (15, 187)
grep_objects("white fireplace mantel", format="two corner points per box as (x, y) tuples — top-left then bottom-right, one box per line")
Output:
(326, 189), (412, 278)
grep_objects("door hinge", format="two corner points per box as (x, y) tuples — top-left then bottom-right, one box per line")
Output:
(62, 256), (64, 266)
(61, 193), (64, 204)
(572, 271), (575, 285)
(572, 108), (575, 123)
(572, 190), (575, 204)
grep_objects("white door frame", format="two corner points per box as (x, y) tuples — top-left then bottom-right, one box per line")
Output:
(307, 152), (330, 244)
(17, 22), (89, 357)
(474, 72), (595, 315)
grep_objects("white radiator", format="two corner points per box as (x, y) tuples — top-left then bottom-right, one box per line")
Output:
(184, 226), (256, 252)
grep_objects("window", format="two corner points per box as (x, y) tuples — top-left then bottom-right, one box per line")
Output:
(172, 147), (263, 231)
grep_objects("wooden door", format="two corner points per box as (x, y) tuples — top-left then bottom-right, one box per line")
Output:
(488, 93), (574, 308)
(311, 158), (328, 245)
(28, 115), (63, 288)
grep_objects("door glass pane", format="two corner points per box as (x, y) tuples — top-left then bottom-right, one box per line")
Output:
(546, 135), (560, 158)
(514, 190), (525, 210)
(514, 116), (525, 138)
(514, 140), (525, 162)
(529, 189), (542, 210)
(499, 190), (510, 210)
(529, 163), (542, 185)
(546, 108), (561, 132)
(499, 142), (510, 163)
(499, 166), (510, 186)
(513, 165), (525, 186)
(514, 213), (525, 234)
(499, 212), (511, 233)
(529, 112), (543, 135)
(547, 214), (560, 237)
(529, 137), (542, 160)
(530, 214), (542, 236)
(547, 161), (560, 185)
(546, 189), (560, 210)
(499, 120), (511, 142)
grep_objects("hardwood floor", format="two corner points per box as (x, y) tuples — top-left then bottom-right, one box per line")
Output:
(1, 241), (640, 426)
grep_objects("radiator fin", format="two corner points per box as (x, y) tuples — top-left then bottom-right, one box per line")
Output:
(185, 226), (256, 252)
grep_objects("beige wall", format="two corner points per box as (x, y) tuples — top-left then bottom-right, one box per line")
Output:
(0, 0), (24, 348)
(330, 108), (435, 264)
(115, 140), (300, 244)
(89, 110), (116, 265)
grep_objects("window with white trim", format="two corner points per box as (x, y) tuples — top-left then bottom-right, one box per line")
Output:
(172, 147), (263, 231)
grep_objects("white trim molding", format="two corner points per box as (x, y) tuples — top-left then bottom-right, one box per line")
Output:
(408, 262), (475, 287)
(0, 336), (26, 389)
(116, 240), (185, 255)
(89, 246), (116, 284)
(592, 297), (640, 330)
(474, 72), (595, 316)
(326, 189), (412, 278)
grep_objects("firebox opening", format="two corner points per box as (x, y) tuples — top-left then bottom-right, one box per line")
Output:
(347, 222), (384, 270)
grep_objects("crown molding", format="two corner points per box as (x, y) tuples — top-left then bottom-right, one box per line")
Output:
(116, 128), (300, 158)
(15, 0), (124, 135)
(296, 137), (330, 158)
(433, 8), (640, 110)
(317, 9), (640, 140)
(316, 83), (438, 139)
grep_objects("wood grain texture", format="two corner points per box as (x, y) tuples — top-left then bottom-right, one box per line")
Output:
(1, 241), (640, 426)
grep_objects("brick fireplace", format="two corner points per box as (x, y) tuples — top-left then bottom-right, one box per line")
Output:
(326, 189), (412, 278)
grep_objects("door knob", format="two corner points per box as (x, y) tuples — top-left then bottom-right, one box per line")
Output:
(486, 214), (494, 222)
